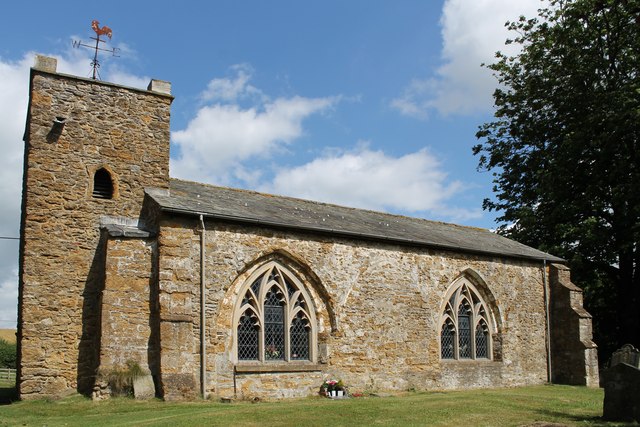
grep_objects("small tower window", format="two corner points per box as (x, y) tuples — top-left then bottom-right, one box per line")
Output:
(93, 168), (114, 199)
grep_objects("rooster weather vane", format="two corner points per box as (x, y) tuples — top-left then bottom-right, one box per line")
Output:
(73, 20), (120, 80)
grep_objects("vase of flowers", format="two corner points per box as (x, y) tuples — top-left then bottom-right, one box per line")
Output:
(320, 379), (346, 398)
(265, 344), (280, 359)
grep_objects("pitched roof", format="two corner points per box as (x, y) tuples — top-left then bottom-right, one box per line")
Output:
(145, 179), (564, 263)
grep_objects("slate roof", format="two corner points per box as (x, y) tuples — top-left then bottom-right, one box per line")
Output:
(145, 179), (564, 263)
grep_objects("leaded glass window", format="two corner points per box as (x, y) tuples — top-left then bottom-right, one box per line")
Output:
(439, 278), (493, 360)
(238, 312), (259, 360)
(234, 262), (316, 363)
(441, 320), (455, 359)
(290, 313), (310, 360)
(458, 301), (472, 359)
(475, 320), (489, 359)
(264, 288), (285, 360)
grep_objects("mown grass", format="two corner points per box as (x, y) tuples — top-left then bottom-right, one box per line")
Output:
(0, 384), (627, 427)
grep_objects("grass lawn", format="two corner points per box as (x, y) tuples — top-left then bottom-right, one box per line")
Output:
(0, 384), (624, 427)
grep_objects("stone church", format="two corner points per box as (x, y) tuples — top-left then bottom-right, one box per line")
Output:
(17, 55), (599, 400)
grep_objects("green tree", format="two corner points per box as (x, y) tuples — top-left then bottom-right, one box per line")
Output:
(474, 0), (640, 360)
(0, 339), (16, 369)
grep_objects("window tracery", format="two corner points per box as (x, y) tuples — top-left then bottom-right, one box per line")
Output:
(440, 278), (493, 360)
(234, 262), (316, 363)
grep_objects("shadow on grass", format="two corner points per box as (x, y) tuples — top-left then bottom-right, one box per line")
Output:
(536, 409), (631, 426)
(0, 387), (18, 405)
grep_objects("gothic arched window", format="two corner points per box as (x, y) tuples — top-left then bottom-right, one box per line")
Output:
(440, 278), (493, 360)
(234, 262), (316, 363)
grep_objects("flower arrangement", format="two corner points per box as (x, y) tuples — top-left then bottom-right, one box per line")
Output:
(265, 344), (280, 359)
(320, 379), (346, 397)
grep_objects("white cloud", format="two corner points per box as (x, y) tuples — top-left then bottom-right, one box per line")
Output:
(260, 144), (481, 221)
(108, 68), (152, 90)
(201, 64), (263, 103)
(392, 0), (543, 118)
(0, 54), (34, 328)
(171, 67), (339, 184)
(171, 66), (481, 222)
(0, 54), (33, 328)
(0, 274), (19, 329)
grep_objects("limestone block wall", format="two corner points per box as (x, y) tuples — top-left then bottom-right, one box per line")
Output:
(156, 217), (551, 399)
(18, 58), (172, 399)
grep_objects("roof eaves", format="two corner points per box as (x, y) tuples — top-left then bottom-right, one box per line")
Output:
(156, 203), (564, 264)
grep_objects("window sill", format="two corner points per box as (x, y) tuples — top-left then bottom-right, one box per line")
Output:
(235, 363), (324, 373)
(440, 358), (495, 363)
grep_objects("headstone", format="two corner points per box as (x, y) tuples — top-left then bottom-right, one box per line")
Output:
(609, 344), (640, 368)
(133, 374), (156, 400)
(602, 345), (640, 422)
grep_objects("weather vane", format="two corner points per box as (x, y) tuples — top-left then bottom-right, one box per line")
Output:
(72, 20), (120, 80)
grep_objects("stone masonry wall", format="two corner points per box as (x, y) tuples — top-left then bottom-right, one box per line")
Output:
(156, 218), (201, 400)
(18, 58), (171, 399)
(156, 217), (551, 399)
(95, 236), (158, 398)
(549, 263), (599, 387)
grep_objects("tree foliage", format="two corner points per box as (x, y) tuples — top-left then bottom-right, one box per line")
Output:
(474, 0), (640, 360)
(0, 338), (16, 369)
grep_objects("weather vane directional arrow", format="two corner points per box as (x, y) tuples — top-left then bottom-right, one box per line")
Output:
(72, 20), (120, 80)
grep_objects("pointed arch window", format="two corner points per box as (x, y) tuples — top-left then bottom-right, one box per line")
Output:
(440, 279), (493, 360)
(234, 262), (317, 363)
(93, 168), (114, 199)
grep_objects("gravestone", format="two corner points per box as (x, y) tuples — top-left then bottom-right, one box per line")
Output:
(609, 344), (640, 368)
(602, 344), (640, 422)
(133, 375), (156, 400)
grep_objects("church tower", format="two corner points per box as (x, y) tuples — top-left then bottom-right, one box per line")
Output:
(18, 55), (172, 398)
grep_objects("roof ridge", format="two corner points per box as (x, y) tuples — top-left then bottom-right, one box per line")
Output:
(167, 178), (490, 234)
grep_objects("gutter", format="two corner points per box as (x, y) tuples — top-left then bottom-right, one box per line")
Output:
(542, 259), (552, 383)
(199, 214), (207, 399)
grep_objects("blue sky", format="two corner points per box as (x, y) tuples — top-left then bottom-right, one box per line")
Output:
(0, 0), (544, 328)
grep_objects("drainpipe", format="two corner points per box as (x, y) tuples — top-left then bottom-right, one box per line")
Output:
(199, 214), (207, 399)
(542, 259), (552, 383)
